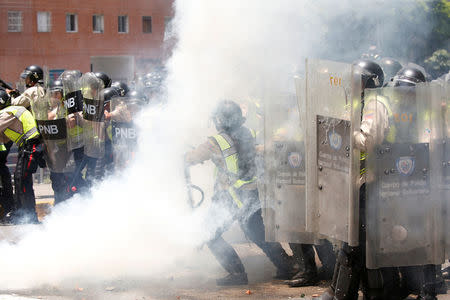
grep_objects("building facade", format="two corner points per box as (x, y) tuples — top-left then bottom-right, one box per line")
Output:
(0, 0), (174, 85)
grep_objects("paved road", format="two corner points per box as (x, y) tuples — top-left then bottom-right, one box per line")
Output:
(0, 184), (447, 300)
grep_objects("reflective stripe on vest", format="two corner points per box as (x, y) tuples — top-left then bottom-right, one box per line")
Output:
(0, 144), (6, 151)
(212, 134), (239, 176)
(2, 106), (39, 147)
(227, 177), (257, 208)
(211, 133), (256, 208)
(360, 95), (396, 175)
(374, 95), (396, 144)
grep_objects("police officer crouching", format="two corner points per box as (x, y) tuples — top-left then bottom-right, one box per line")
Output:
(0, 90), (44, 223)
(185, 100), (296, 286)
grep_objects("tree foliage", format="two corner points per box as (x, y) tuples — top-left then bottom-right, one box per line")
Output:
(319, 0), (449, 78)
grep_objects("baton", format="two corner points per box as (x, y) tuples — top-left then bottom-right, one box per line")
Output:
(184, 166), (204, 209)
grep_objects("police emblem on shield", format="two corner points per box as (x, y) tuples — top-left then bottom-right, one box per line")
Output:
(329, 131), (342, 151)
(396, 156), (415, 176)
(288, 152), (302, 168)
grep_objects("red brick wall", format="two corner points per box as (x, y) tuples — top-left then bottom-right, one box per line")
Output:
(0, 0), (173, 84)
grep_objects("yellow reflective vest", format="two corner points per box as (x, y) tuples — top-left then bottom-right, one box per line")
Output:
(2, 106), (39, 147)
(211, 133), (256, 208)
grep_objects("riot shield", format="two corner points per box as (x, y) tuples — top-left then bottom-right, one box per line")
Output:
(304, 59), (361, 246)
(365, 83), (445, 268)
(31, 74), (73, 173)
(61, 70), (84, 151)
(81, 72), (105, 159)
(440, 76), (450, 259)
(110, 95), (144, 169)
(263, 88), (315, 243)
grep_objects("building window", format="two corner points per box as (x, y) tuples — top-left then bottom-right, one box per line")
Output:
(118, 15), (128, 33)
(93, 14), (104, 33)
(37, 12), (51, 32)
(164, 16), (173, 41)
(66, 13), (78, 32)
(8, 11), (23, 32)
(142, 16), (152, 33)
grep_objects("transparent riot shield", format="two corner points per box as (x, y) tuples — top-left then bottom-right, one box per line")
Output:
(81, 72), (105, 159)
(365, 83), (445, 268)
(31, 75), (73, 173)
(263, 89), (314, 243)
(61, 70), (84, 151)
(441, 77), (450, 259)
(110, 95), (144, 169)
(304, 59), (361, 246)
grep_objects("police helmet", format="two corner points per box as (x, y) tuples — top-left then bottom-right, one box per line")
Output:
(100, 87), (119, 105)
(50, 80), (63, 93)
(20, 65), (44, 84)
(128, 90), (148, 105)
(353, 59), (384, 89)
(111, 81), (129, 97)
(94, 72), (112, 88)
(212, 100), (246, 132)
(379, 57), (403, 83)
(392, 67), (426, 86)
(0, 89), (11, 110)
(144, 72), (163, 91)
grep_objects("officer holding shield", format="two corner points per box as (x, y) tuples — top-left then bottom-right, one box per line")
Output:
(322, 61), (445, 300)
(321, 60), (392, 300)
(45, 80), (74, 204)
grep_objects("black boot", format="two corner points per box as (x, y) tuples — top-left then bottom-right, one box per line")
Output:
(286, 244), (318, 287)
(315, 240), (336, 280)
(442, 265), (450, 280)
(216, 273), (248, 286)
(435, 266), (447, 295)
(286, 270), (318, 287)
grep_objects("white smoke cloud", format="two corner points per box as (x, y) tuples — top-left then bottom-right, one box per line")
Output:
(0, 0), (436, 291)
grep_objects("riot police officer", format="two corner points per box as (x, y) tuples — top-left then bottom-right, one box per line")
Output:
(390, 67), (447, 299)
(81, 72), (108, 186)
(9, 65), (45, 110)
(321, 60), (392, 300)
(93, 87), (120, 180)
(0, 95), (44, 223)
(47, 80), (73, 205)
(185, 100), (296, 286)
(107, 90), (146, 169)
(322, 61), (445, 300)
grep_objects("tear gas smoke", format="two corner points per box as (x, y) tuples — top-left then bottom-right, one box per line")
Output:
(0, 0), (436, 290)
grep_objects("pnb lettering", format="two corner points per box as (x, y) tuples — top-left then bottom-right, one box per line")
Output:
(39, 124), (59, 135)
(84, 104), (97, 115)
(115, 127), (136, 139)
(64, 97), (75, 108)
